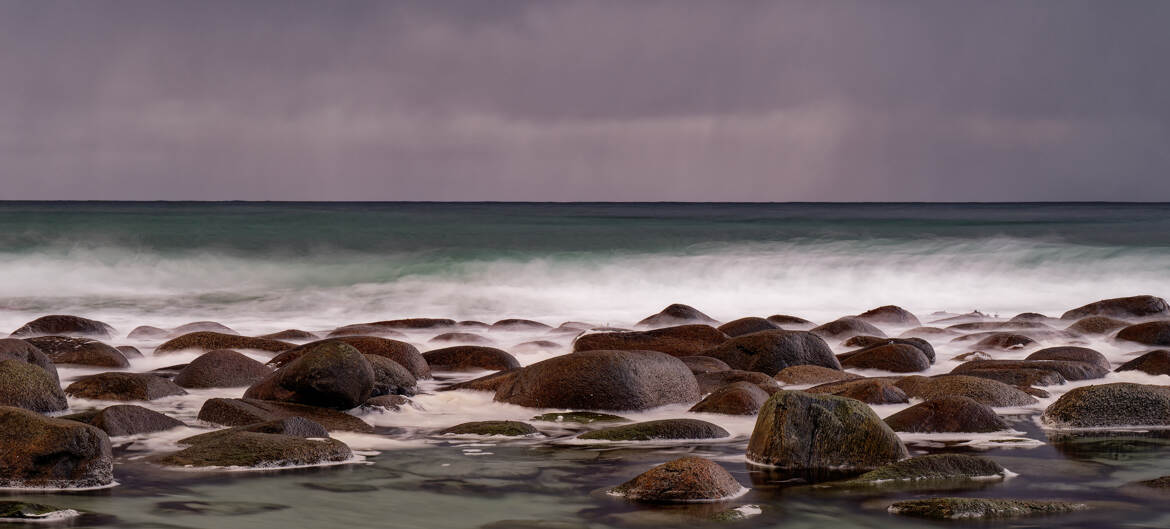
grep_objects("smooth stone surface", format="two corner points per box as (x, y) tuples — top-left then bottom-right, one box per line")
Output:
(439, 421), (539, 436)
(423, 346), (520, 371)
(578, 419), (729, 441)
(689, 381), (770, 415)
(23, 336), (129, 368)
(1061, 295), (1170, 320)
(197, 398), (374, 433)
(834, 454), (1008, 486)
(271, 336), (430, 379)
(774, 365), (862, 386)
(9, 315), (114, 339)
(717, 317), (780, 337)
(494, 350), (700, 411)
(610, 457), (743, 503)
(573, 325), (728, 357)
(1116, 321), (1170, 346)
(637, 304), (718, 327)
(1116, 350), (1170, 376)
(894, 375), (1038, 407)
(0, 406), (113, 489)
(805, 378), (909, 405)
(884, 396), (1009, 433)
(1042, 383), (1170, 428)
(244, 341), (375, 410)
(0, 359), (67, 412)
(700, 330), (840, 376)
(811, 317), (886, 340)
(174, 349), (273, 388)
(889, 498), (1088, 520)
(65, 372), (187, 401)
(838, 343), (930, 373)
(155, 332), (293, 354)
(70, 404), (185, 436)
(153, 430), (352, 468)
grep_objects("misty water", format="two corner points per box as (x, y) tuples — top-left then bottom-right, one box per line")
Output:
(3, 202), (1170, 528)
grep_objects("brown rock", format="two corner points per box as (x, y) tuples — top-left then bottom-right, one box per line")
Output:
(1061, 295), (1170, 320)
(717, 317), (779, 337)
(610, 457), (743, 502)
(65, 372), (187, 401)
(857, 305), (921, 327)
(155, 332), (293, 354)
(884, 396), (1009, 433)
(689, 382), (769, 415)
(700, 330), (839, 376)
(695, 370), (782, 395)
(0, 359), (67, 412)
(1116, 321), (1170, 346)
(270, 336), (430, 379)
(774, 365), (862, 386)
(811, 316), (886, 340)
(494, 350), (700, 411)
(894, 375), (1037, 407)
(1066, 316), (1129, 336)
(174, 349), (273, 388)
(423, 346), (519, 372)
(10, 315), (115, 339)
(0, 406), (113, 489)
(805, 378), (908, 404)
(679, 356), (731, 374)
(1116, 350), (1170, 376)
(637, 304), (718, 327)
(24, 336), (129, 368)
(244, 341), (374, 410)
(196, 397), (373, 432)
(573, 325), (728, 357)
(838, 344), (930, 373)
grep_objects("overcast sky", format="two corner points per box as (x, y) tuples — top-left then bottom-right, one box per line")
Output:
(1, 0), (1167, 201)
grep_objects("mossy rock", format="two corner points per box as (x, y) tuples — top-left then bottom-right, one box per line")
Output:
(888, 497), (1088, 519)
(153, 430), (351, 468)
(531, 411), (629, 424)
(0, 501), (79, 521)
(1042, 383), (1170, 428)
(0, 359), (67, 412)
(438, 421), (539, 436)
(573, 325), (728, 357)
(0, 406), (113, 488)
(578, 419), (728, 441)
(831, 454), (1008, 487)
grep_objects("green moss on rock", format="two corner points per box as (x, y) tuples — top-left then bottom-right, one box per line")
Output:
(438, 421), (539, 436)
(889, 497), (1088, 519)
(579, 419), (728, 441)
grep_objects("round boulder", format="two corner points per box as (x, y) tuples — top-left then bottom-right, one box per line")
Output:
(805, 378), (909, 405)
(0, 359), (67, 412)
(811, 317), (886, 341)
(0, 406), (113, 489)
(438, 421), (538, 436)
(579, 419), (729, 441)
(365, 355), (417, 396)
(1061, 295), (1170, 321)
(1116, 350), (1170, 376)
(0, 338), (59, 384)
(1042, 383), (1170, 428)
(65, 372), (188, 401)
(838, 344), (930, 373)
(774, 365), (862, 386)
(610, 457), (744, 502)
(1116, 321), (1170, 346)
(884, 397), (1009, 433)
(244, 341), (375, 410)
(423, 346), (519, 372)
(155, 332), (292, 354)
(894, 375), (1037, 407)
(1066, 316), (1129, 336)
(689, 382), (769, 415)
(717, 317), (779, 337)
(700, 330), (839, 376)
(637, 304), (718, 327)
(1026, 346), (1111, 371)
(10, 315), (114, 339)
(271, 336), (430, 379)
(857, 305), (921, 327)
(23, 336), (129, 368)
(573, 325), (728, 357)
(174, 349), (273, 388)
(72, 404), (185, 437)
(695, 370), (782, 395)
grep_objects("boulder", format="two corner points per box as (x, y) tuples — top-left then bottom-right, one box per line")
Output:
(579, 419), (729, 441)
(174, 349), (273, 388)
(952, 359), (1107, 382)
(68, 404), (184, 436)
(0, 338), (59, 384)
(363, 395), (412, 411)
(116, 345), (143, 358)
(65, 372), (187, 401)
(952, 351), (993, 362)
(155, 332), (292, 354)
(805, 378), (909, 404)
(688, 382), (769, 415)
(196, 398), (373, 433)
(0, 406), (113, 489)
(271, 336), (430, 379)
(1066, 316), (1129, 336)
(746, 391), (908, 471)
(490, 319), (551, 331)
(766, 314), (814, 327)
(438, 421), (539, 436)
(774, 365), (862, 386)
(609, 457), (744, 502)
(899, 326), (958, 339)
(493, 350), (700, 411)
(856, 305), (920, 327)
(844, 337), (936, 362)
(127, 325), (171, 340)
(153, 430), (351, 468)
(429, 332), (494, 345)
(811, 317), (886, 341)
(9, 315), (114, 339)
(834, 454), (1009, 486)
(637, 304), (718, 327)
(171, 321), (237, 335)
(191, 417), (329, 440)
(969, 332), (1036, 350)
(884, 397), (1008, 433)
(889, 498), (1088, 520)
(1115, 350), (1170, 376)
(838, 344), (930, 373)
(257, 329), (319, 341)
(444, 369), (519, 392)
(23, 336), (129, 368)
(679, 356), (731, 374)
(1042, 383), (1170, 428)
(717, 317), (779, 337)
(695, 370), (782, 395)
(422, 346), (519, 372)
(573, 325), (728, 357)
(894, 375), (1037, 407)
(244, 341), (374, 410)
(1026, 346), (1111, 371)
(0, 359), (67, 412)
(700, 330), (839, 376)
(326, 324), (408, 338)
(1116, 321), (1170, 346)
(1061, 295), (1170, 321)
(1010, 312), (1052, 323)
(950, 365), (1067, 387)
(365, 355), (417, 396)
(334, 318), (455, 333)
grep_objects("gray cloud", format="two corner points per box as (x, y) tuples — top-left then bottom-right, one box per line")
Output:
(0, 0), (1167, 200)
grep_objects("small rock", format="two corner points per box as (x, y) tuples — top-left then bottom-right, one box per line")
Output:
(856, 305), (920, 327)
(834, 454), (1009, 486)
(365, 355), (417, 396)
(1066, 316), (1129, 336)
(65, 372), (187, 401)
(838, 343), (930, 373)
(174, 349), (273, 388)
(68, 404), (184, 436)
(530, 411), (629, 424)
(637, 304), (718, 327)
(153, 430), (351, 468)
(811, 317), (886, 340)
(579, 419), (729, 441)
(895, 375), (1037, 407)
(609, 457), (744, 502)
(774, 365), (862, 386)
(689, 381), (769, 415)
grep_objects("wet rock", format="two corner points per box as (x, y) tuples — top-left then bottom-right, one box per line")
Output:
(174, 349), (273, 388)
(0, 359), (67, 412)
(155, 332), (292, 354)
(970, 332), (1036, 350)
(258, 329), (319, 341)
(952, 351), (992, 362)
(271, 336), (430, 379)
(69, 404), (184, 436)
(811, 317), (886, 340)
(856, 305), (920, 327)
(689, 381), (769, 415)
(490, 319), (552, 331)
(326, 324), (409, 338)
(1042, 383), (1170, 428)
(244, 341), (374, 410)
(838, 344), (930, 373)
(884, 397), (1008, 433)
(1116, 321), (1170, 346)
(513, 340), (562, 352)
(65, 372), (187, 401)
(0, 501), (81, 522)
(1066, 316), (1129, 336)
(952, 359), (1107, 382)
(888, 497), (1088, 520)
(746, 391), (907, 470)
(834, 454), (1008, 486)
(948, 321), (1054, 332)
(23, 336), (129, 368)
(365, 354), (417, 396)
(1011, 312), (1052, 323)
(717, 317), (779, 337)
(1116, 350), (1170, 376)
(579, 419), (729, 441)
(10, 315), (115, 339)
(363, 394), (412, 411)
(899, 326), (958, 339)
(430, 332), (494, 345)
(1061, 295), (1170, 321)
(948, 364), (1067, 387)
(439, 421), (539, 436)
(894, 375), (1037, 407)
(700, 330), (839, 376)
(1026, 346), (1111, 371)
(695, 370), (782, 395)
(338, 318), (456, 332)
(774, 365), (862, 386)
(766, 314), (814, 327)
(637, 304), (718, 327)
(494, 350), (700, 411)
(197, 398), (373, 433)
(805, 378), (909, 404)
(127, 325), (171, 340)
(116, 345), (143, 358)
(153, 429), (351, 468)
(445, 369), (518, 392)
(0, 406), (113, 488)
(530, 411), (629, 424)
(679, 356), (731, 374)
(185, 418), (332, 444)
(423, 346), (519, 372)
(0, 338), (59, 384)
(573, 325), (728, 357)
(851, 337), (936, 362)
(610, 457), (743, 502)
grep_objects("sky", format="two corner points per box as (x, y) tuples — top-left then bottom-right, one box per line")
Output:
(1, 0), (1168, 201)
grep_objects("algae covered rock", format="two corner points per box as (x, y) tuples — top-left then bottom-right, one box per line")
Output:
(894, 375), (1037, 407)
(23, 336), (129, 368)
(155, 331), (292, 354)
(153, 430), (352, 469)
(439, 421), (539, 436)
(197, 398), (374, 433)
(610, 457), (744, 502)
(834, 454), (1009, 487)
(888, 497), (1087, 520)
(0, 501), (80, 522)
(579, 419), (729, 441)
(1042, 383), (1170, 428)
(174, 349), (272, 388)
(531, 411), (629, 424)
(0, 406), (113, 489)
(689, 381), (769, 415)
(0, 359), (67, 412)
(244, 340), (374, 410)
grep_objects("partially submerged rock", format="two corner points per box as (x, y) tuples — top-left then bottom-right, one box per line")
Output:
(0, 406), (113, 489)
(244, 341), (374, 410)
(695, 370), (782, 395)
(258, 329), (319, 341)
(153, 429), (352, 469)
(838, 343), (930, 373)
(1042, 383), (1170, 428)
(888, 497), (1087, 520)
(0, 359), (67, 412)
(174, 349), (273, 388)
(197, 398), (374, 433)
(0, 338), (59, 383)
(856, 305), (920, 327)
(717, 317), (779, 337)
(689, 381), (769, 415)
(832, 454), (1009, 486)
(1115, 350), (1170, 376)
(155, 332), (292, 354)
(774, 365), (861, 386)
(811, 317), (886, 341)
(1061, 295), (1170, 321)
(884, 397), (1009, 433)
(573, 325), (728, 357)
(439, 421), (539, 436)
(805, 378), (909, 405)
(894, 375), (1037, 407)
(700, 330), (840, 376)
(1116, 321), (1170, 346)
(579, 419), (729, 441)
(0, 501), (81, 522)
(365, 355), (418, 396)
(531, 411), (629, 424)
(609, 457), (744, 502)
(423, 346), (519, 371)
(65, 372), (187, 401)
(637, 304), (718, 327)
(271, 336), (430, 379)
(494, 350), (700, 411)
(67, 404), (184, 437)
(444, 369), (518, 392)
(1066, 316), (1129, 336)
(10, 315), (114, 339)
(23, 336), (129, 368)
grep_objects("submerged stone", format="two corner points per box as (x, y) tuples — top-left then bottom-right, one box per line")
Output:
(578, 419), (729, 441)
(888, 497), (1088, 520)
(609, 457), (744, 503)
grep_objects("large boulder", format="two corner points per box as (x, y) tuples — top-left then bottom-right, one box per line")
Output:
(688, 382), (769, 415)
(152, 429), (351, 469)
(1061, 295), (1170, 321)
(1066, 316), (1130, 336)
(0, 359), (67, 412)
(573, 325), (728, 357)
(805, 378), (909, 405)
(197, 398), (373, 433)
(717, 317), (780, 337)
(833, 454), (1009, 487)
(0, 406), (113, 488)
(766, 314), (814, 327)
(811, 317), (886, 341)
(67, 404), (184, 437)
(695, 370), (782, 395)
(637, 304), (718, 327)
(1116, 321), (1170, 346)
(699, 330), (839, 376)
(746, 391), (907, 471)
(494, 350), (700, 411)
(65, 372), (187, 401)
(270, 336), (430, 379)
(884, 397), (1008, 433)
(244, 341), (374, 410)
(1042, 383), (1170, 428)
(774, 365), (861, 386)
(9, 315), (114, 339)
(894, 375), (1037, 407)
(174, 349), (273, 388)
(422, 346), (519, 372)
(155, 332), (292, 354)
(838, 344), (930, 373)
(856, 305), (920, 327)
(365, 355), (417, 396)
(24, 336), (129, 368)
(844, 337), (936, 362)
(1116, 350), (1170, 376)
(609, 457), (744, 502)
(578, 419), (729, 441)
(0, 338), (59, 384)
